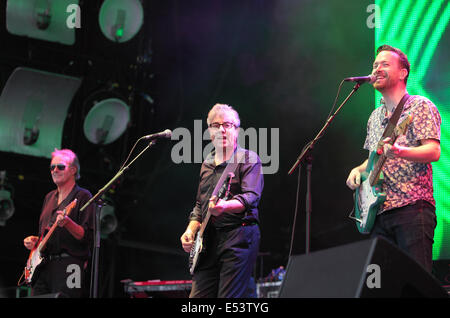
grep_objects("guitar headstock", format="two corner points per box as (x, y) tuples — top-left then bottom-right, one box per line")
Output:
(63, 198), (78, 216)
(376, 113), (413, 152)
(394, 114), (413, 136)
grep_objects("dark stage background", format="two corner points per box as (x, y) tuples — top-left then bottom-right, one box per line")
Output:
(1, 0), (441, 297)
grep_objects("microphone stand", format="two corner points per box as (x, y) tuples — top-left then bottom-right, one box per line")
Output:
(79, 139), (157, 298)
(287, 82), (362, 254)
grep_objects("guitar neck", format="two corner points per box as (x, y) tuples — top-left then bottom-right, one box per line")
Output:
(197, 212), (211, 238)
(38, 222), (59, 253)
(369, 131), (404, 186)
(369, 153), (387, 186)
(368, 113), (412, 187)
(37, 199), (77, 253)
(197, 174), (234, 238)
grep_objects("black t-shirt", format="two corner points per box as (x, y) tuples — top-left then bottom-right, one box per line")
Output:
(38, 184), (95, 260)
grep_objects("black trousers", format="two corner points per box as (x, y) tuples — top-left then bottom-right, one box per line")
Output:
(371, 200), (437, 272)
(31, 255), (88, 298)
(190, 224), (260, 298)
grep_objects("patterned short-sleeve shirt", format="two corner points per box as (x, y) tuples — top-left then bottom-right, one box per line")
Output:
(363, 95), (441, 213)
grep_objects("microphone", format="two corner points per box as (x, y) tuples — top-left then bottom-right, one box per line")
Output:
(344, 74), (376, 84)
(142, 129), (172, 140)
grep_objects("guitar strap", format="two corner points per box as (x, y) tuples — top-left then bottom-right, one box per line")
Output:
(349, 93), (411, 223)
(208, 148), (245, 201)
(41, 186), (81, 234)
(380, 93), (410, 140)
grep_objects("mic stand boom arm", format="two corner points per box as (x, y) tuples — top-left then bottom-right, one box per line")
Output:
(79, 140), (157, 298)
(287, 82), (361, 255)
(288, 82), (361, 175)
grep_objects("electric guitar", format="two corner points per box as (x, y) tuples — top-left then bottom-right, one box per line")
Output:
(353, 115), (412, 234)
(22, 198), (78, 285)
(189, 172), (234, 275)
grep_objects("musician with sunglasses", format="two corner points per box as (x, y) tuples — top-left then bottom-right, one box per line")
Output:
(23, 149), (94, 297)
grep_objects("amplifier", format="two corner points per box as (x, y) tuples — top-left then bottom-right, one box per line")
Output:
(256, 281), (282, 298)
(123, 280), (192, 298)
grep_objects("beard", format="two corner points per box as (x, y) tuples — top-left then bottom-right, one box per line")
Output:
(372, 72), (392, 91)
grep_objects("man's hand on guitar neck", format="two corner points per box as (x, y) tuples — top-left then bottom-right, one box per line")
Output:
(23, 236), (39, 250)
(208, 195), (245, 216)
(55, 211), (85, 240)
(208, 195), (226, 216)
(381, 137), (402, 159)
(382, 137), (440, 162)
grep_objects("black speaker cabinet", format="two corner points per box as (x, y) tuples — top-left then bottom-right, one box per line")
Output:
(279, 238), (448, 298)
(26, 292), (66, 298)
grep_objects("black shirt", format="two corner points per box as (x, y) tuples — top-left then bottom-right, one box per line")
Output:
(189, 147), (264, 229)
(38, 184), (95, 259)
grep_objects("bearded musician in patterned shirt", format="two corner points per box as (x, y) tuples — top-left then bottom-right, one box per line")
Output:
(346, 45), (441, 272)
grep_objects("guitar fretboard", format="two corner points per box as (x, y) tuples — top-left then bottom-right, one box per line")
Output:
(369, 154), (386, 186)
(368, 115), (412, 187)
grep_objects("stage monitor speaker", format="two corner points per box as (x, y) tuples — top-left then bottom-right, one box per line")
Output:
(278, 237), (448, 298)
(25, 292), (67, 298)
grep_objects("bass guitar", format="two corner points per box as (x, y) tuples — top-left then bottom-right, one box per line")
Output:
(353, 115), (412, 234)
(21, 198), (78, 285)
(189, 172), (234, 275)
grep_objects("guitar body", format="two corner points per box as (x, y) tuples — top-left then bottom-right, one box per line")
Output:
(189, 234), (203, 275)
(19, 199), (77, 286)
(188, 172), (235, 275)
(24, 243), (44, 284)
(354, 151), (386, 234)
(353, 114), (412, 235)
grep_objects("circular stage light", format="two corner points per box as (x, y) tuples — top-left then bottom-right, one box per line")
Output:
(0, 189), (14, 226)
(83, 98), (130, 145)
(98, 0), (144, 43)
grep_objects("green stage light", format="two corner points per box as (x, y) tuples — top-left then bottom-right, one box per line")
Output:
(0, 172), (14, 227)
(0, 190), (14, 227)
(0, 67), (82, 158)
(83, 98), (130, 145)
(98, 0), (144, 43)
(100, 196), (118, 239)
(6, 0), (79, 45)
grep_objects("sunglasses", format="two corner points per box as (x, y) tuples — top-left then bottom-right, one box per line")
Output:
(50, 164), (67, 171)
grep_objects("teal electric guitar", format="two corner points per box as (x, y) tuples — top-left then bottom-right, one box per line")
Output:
(353, 115), (412, 234)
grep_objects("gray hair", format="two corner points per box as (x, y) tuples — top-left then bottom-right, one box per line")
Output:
(52, 148), (81, 180)
(207, 103), (240, 128)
